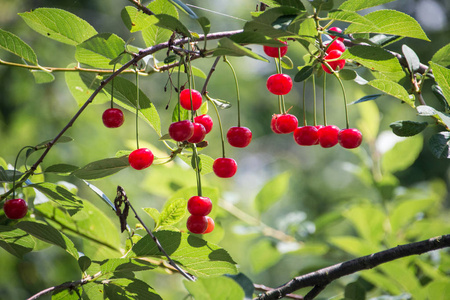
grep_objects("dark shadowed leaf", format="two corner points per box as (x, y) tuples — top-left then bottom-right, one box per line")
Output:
(226, 273), (255, 300)
(0, 167), (24, 183)
(390, 120), (428, 137)
(104, 278), (162, 300)
(168, 0), (198, 19)
(213, 38), (268, 62)
(432, 84), (450, 111)
(44, 164), (80, 175)
(78, 256), (92, 273)
(0, 226), (35, 258)
(99, 258), (157, 274)
(345, 282), (366, 300)
(294, 65), (313, 82)
(197, 17), (211, 35)
(349, 94), (383, 105)
(429, 132), (450, 159)
(72, 156), (130, 180)
(155, 14), (191, 37)
(310, 0), (335, 11)
(402, 44), (420, 73)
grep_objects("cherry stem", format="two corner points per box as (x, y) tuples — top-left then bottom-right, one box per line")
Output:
(302, 81), (307, 126)
(191, 144), (202, 196)
(135, 66), (140, 149)
(333, 73), (350, 129)
(177, 57), (184, 123)
(323, 74), (327, 126)
(223, 56), (241, 127)
(274, 58), (286, 114)
(278, 95), (283, 114)
(187, 44), (195, 119)
(313, 75), (317, 126)
(207, 94), (226, 158)
(110, 64), (117, 109)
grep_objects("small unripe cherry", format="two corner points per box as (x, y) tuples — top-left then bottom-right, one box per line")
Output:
(180, 89), (202, 111)
(186, 215), (208, 234)
(266, 74), (293, 95)
(3, 198), (28, 219)
(263, 40), (288, 58)
(187, 196), (212, 216)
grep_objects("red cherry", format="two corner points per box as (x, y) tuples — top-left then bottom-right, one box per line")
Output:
(186, 215), (208, 234)
(188, 123), (206, 143)
(180, 89), (202, 111)
(270, 114), (283, 134)
(227, 126), (252, 148)
(102, 108), (124, 128)
(203, 216), (215, 234)
(266, 74), (293, 95)
(324, 39), (345, 53)
(338, 128), (363, 149)
(3, 198), (28, 219)
(318, 125), (340, 148)
(187, 196), (212, 216)
(129, 148), (154, 170)
(194, 114), (213, 134)
(169, 120), (194, 142)
(328, 27), (344, 41)
(322, 50), (345, 74)
(314, 125), (324, 145)
(263, 41), (288, 58)
(213, 157), (237, 178)
(293, 126), (319, 146)
(276, 114), (298, 134)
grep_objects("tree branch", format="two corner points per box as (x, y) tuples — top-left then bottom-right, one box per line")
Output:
(255, 234), (450, 300)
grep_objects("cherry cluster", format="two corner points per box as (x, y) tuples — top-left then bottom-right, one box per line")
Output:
(186, 196), (214, 234)
(264, 28), (362, 149)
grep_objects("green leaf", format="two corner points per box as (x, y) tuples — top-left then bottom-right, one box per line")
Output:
(206, 95), (232, 109)
(339, 69), (357, 81)
(157, 198), (187, 228)
(44, 164), (80, 175)
(178, 154), (214, 175)
(184, 276), (245, 300)
(310, 0), (335, 11)
(142, 0), (178, 47)
(280, 56), (293, 69)
(121, 6), (156, 33)
(356, 100), (380, 141)
(430, 62), (450, 105)
(254, 171), (290, 213)
(389, 120), (428, 137)
(345, 282), (366, 300)
(213, 38), (268, 62)
(432, 85), (450, 111)
(416, 105), (437, 116)
(28, 182), (84, 216)
(346, 10), (430, 41)
(75, 33), (129, 69)
(178, 64), (206, 79)
(78, 256), (92, 273)
(229, 32), (287, 46)
(349, 93), (383, 105)
(327, 10), (374, 27)
(30, 70), (55, 84)
(16, 221), (79, 259)
(341, 45), (403, 73)
(330, 236), (379, 256)
(0, 225), (35, 258)
(35, 200), (121, 260)
(197, 17), (211, 35)
(427, 281), (450, 300)
(382, 134), (423, 173)
(103, 77), (161, 136)
(0, 28), (38, 64)
(294, 65), (314, 82)
(19, 8), (97, 45)
(104, 278), (162, 300)
(368, 79), (413, 106)
(0, 167), (24, 183)
(429, 132), (450, 159)
(155, 14), (191, 37)
(402, 44), (421, 73)
(339, 0), (396, 11)
(390, 198), (437, 233)
(65, 63), (110, 106)
(127, 230), (237, 277)
(99, 258), (157, 274)
(71, 156), (130, 180)
(249, 239), (281, 273)
(143, 208), (161, 226)
(345, 204), (386, 243)
(431, 43), (450, 67)
(168, 0), (198, 19)
(260, 0), (305, 10)
(226, 273), (255, 300)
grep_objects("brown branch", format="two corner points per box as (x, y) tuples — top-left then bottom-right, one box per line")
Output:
(255, 234), (450, 300)
(127, 0), (155, 16)
(254, 284), (304, 299)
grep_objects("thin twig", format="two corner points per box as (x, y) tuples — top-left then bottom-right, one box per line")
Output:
(254, 284), (304, 299)
(201, 56), (222, 95)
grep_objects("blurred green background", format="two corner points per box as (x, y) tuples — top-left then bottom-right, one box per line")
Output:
(1, 0), (450, 299)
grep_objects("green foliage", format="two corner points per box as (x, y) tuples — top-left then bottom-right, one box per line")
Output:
(0, 28), (37, 64)
(184, 276), (245, 300)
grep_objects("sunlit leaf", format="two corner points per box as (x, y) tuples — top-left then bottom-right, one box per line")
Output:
(155, 14), (191, 37)
(0, 225), (35, 258)
(339, 0), (396, 11)
(121, 6), (156, 33)
(213, 38), (268, 62)
(0, 28), (37, 64)
(184, 276), (245, 300)
(382, 134), (423, 173)
(71, 156), (130, 180)
(430, 62), (450, 105)
(249, 239), (281, 273)
(254, 171), (290, 214)
(431, 43), (450, 67)
(368, 79), (413, 106)
(104, 278), (162, 299)
(157, 198), (186, 228)
(341, 45), (403, 73)
(142, 0), (178, 47)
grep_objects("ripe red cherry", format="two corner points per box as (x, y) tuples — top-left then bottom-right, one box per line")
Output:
(188, 123), (206, 144)
(186, 215), (208, 234)
(314, 125), (324, 145)
(129, 148), (154, 170)
(102, 108), (124, 128)
(203, 216), (215, 234)
(318, 125), (340, 148)
(324, 39), (345, 54)
(3, 198), (28, 219)
(338, 128), (363, 149)
(169, 120), (194, 142)
(322, 50), (345, 74)
(276, 114), (298, 134)
(213, 157), (237, 178)
(227, 126), (252, 148)
(328, 27), (344, 41)
(270, 114), (282, 134)
(266, 74), (293, 95)
(194, 114), (213, 134)
(293, 126), (319, 146)
(187, 196), (212, 216)
(180, 89), (202, 111)
(263, 40), (288, 58)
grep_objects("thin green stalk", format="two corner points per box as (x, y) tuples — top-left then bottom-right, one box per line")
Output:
(177, 59), (183, 122)
(302, 81), (307, 126)
(333, 73), (349, 128)
(322, 74), (327, 126)
(135, 66), (140, 149)
(223, 56), (241, 127)
(207, 94), (226, 158)
(312, 75), (317, 126)
(191, 144), (202, 196)
(110, 64), (117, 109)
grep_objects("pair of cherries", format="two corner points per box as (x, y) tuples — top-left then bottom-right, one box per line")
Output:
(186, 196), (214, 234)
